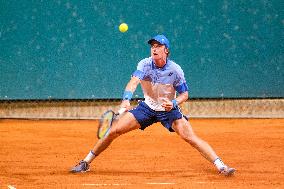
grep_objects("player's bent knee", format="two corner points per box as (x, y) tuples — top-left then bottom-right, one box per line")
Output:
(109, 125), (129, 138)
(107, 128), (121, 140)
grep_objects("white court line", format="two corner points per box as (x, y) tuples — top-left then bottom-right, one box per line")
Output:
(196, 181), (216, 184)
(7, 185), (17, 189)
(83, 182), (175, 186)
(146, 182), (175, 185)
(83, 183), (131, 186)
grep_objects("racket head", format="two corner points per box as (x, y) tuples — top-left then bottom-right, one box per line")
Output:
(97, 110), (115, 139)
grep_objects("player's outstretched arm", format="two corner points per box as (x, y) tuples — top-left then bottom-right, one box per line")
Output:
(120, 76), (140, 110)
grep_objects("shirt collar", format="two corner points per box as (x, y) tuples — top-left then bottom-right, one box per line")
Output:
(151, 58), (170, 71)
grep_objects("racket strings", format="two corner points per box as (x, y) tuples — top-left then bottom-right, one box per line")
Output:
(98, 111), (115, 139)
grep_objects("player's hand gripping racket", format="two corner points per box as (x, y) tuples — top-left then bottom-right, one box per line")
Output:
(97, 108), (126, 139)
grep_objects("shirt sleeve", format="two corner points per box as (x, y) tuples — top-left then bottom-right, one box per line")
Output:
(173, 65), (189, 94)
(131, 58), (147, 79)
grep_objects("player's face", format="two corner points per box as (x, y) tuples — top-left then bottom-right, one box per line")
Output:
(150, 42), (168, 63)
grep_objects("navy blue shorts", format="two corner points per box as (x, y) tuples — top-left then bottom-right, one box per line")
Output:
(129, 101), (187, 132)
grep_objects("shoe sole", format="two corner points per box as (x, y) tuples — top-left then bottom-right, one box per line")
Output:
(221, 168), (235, 176)
(70, 168), (90, 173)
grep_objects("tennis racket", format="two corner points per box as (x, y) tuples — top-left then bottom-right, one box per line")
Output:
(97, 108), (126, 139)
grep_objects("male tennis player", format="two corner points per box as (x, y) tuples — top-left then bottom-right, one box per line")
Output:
(71, 34), (235, 176)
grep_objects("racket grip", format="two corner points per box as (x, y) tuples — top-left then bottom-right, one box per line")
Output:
(118, 108), (127, 115)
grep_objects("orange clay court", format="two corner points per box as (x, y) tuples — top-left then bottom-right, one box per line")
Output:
(0, 118), (283, 189)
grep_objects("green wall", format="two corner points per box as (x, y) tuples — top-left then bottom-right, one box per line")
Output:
(0, 0), (283, 99)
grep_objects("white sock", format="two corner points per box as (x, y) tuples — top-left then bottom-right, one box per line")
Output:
(83, 150), (96, 163)
(213, 158), (226, 171)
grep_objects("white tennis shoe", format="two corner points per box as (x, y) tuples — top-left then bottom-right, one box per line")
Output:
(70, 160), (90, 173)
(219, 166), (235, 176)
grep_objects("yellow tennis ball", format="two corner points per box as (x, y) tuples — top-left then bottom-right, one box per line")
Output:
(119, 23), (128, 33)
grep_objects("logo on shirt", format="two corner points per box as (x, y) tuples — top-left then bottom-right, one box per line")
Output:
(168, 72), (173, 76)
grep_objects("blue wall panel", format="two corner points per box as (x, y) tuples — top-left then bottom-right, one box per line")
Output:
(0, 0), (283, 99)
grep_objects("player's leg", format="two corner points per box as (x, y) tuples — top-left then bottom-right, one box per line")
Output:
(172, 117), (235, 176)
(90, 102), (156, 158)
(91, 112), (140, 158)
(172, 118), (217, 161)
(70, 112), (140, 173)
